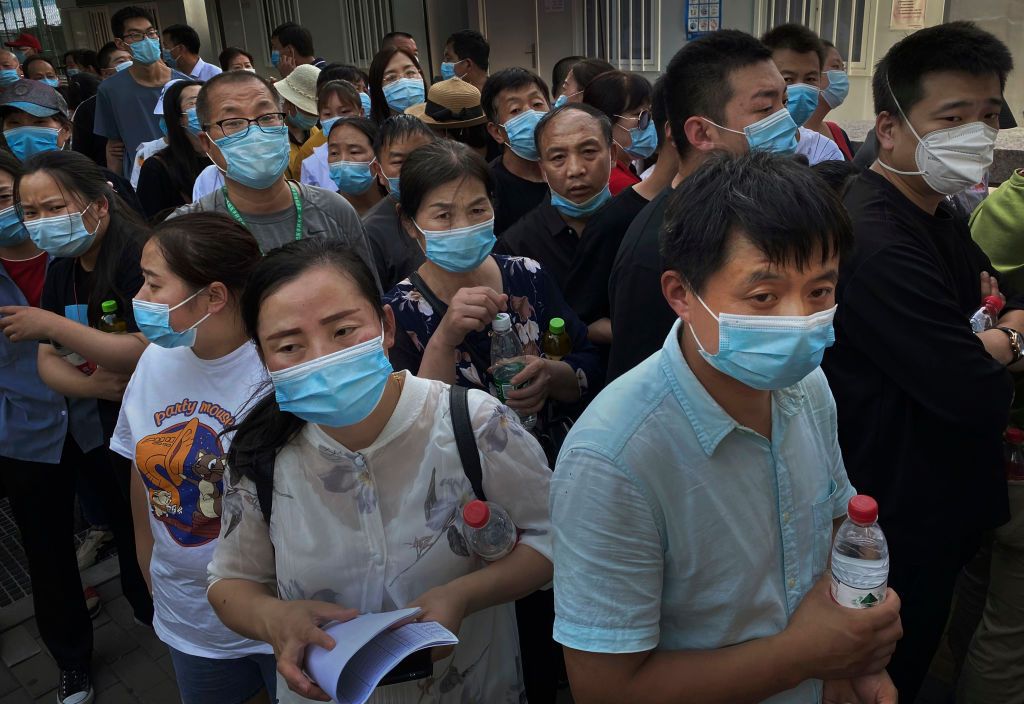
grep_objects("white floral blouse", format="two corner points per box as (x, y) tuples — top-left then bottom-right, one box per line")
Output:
(208, 371), (553, 704)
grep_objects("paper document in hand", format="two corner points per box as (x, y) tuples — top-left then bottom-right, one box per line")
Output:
(304, 607), (459, 704)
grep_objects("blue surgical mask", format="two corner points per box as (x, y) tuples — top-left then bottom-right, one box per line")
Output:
(386, 175), (401, 201)
(321, 116), (341, 137)
(690, 297), (837, 390)
(502, 110), (545, 161)
(24, 205), (98, 258)
(13, 50), (26, 64)
(550, 185), (611, 219)
(213, 124), (290, 190)
(115, 60), (133, 73)
(705, 108), (799, 157)
(821, 70), (849, 109)
(40, 77), (59, 88)
(330, 159), (376, 195)
(4, 126), (60, 161)
(416, 217), (496, 273)
(158, 116), (167, 136)
(622, 121), (658, 159)
(270, 330), (394, 427)
(130, 37), (162, 66)
(0, 205), (28, 247)
(270, 50), (281, 67)
(383, 78), (425, 113)
(287, 109), (318, 130)
(440, 60), (465, 81)
(161, 47), (176, 67)
(359, 92), (372, 117)
(185, 107), (202, 136)
(554, 94), (568, 109)
(0, 69), (19, 86)
(133, 289), (210, 349)
(785, 83), (820, 126)
(66, 68), (80, 78)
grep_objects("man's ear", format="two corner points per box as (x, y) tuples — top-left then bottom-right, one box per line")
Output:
(661, 270), (693, 322)
(875, 111), (899, 152)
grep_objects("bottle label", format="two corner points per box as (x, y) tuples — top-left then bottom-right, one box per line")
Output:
(830, 573), (886, 608)
(496, 381), (525, 404)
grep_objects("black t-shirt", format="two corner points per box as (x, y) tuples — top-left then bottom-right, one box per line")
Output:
(490, 156), (550, 236)
(607, 187), (676, 381)
(363, 197), (425, 292)
(822, 169), (1013, 557)
(41, 233), (143, 439)
(493, 202), (579, 290)
(137, 152), (210, 221)
(72, 95), (107, 168)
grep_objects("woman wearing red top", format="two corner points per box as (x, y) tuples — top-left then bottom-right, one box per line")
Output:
(582, 70), (653, 196)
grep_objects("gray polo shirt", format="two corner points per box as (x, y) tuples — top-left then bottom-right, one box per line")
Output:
(170, 182), (381, 292)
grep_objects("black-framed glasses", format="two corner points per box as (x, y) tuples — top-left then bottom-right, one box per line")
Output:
(614, 109), (652, 131)
(212, 112), (287, 138)
(120, 28), (160, 43)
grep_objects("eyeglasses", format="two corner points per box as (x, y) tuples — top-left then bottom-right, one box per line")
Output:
(212, 112), (287, 138)
(615, 110), (652, 131)
(120, 28), (160, 43)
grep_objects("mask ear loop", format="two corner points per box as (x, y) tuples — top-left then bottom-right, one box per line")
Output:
(875, 73), (926, 177)
(685, 290), (720, 357)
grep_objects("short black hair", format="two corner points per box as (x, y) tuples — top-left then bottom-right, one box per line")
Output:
(273, 22), (314, 57)
(317, 63), (367, 93)
(326, 116), (379, 145)
(569, 58), (615, 91)
(373, 114), (437, 159)
(97, 42), (120, 70)
(66, 72), (101, 110)
(651, 75), (668, 146)
(446, 29), (489, 71)
(163, 24), (200, 55)
(811, 159), (862, 198)
(317, 79), (360, 113)
(761, 23), (825, 68)
(23, 55), (55, 75)
(399, 139), (493, 219)
(110, 6), (155, 38)
(660, 150), (852, 294)
(481, 67), (550, 123)
(582, 70), (651, 124)
(664, 30), (773, 159)
(552, 55), (585, 94)
(218, 46), (254, 71)
(64, 49), (99, 73)
(381, 31), (414, 50)
(534, 103), (613, 153)
(197, 71), (281, 127)
(872, 20), (1012, 119)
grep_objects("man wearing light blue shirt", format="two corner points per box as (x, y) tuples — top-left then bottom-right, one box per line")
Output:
(551, 151), (903, 703)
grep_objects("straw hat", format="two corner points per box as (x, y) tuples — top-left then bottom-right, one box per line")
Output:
(274, 64), (320, 115)
(406, 77), (486, 129)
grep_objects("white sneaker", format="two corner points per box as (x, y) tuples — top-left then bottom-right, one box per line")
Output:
(76, 529), (113, 571)
(57, 668), (93, 704)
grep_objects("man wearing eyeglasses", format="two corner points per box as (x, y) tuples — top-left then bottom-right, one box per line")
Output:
(170, 70), (380, 292)
(94, 6), (188, 177)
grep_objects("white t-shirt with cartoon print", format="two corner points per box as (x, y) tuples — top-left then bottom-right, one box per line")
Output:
(111, 341), (271, 659)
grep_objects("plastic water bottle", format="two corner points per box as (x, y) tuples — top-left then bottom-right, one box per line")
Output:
(970, 295), (1004, 332)
(542, 317), (572, 361)
(461, 500), (517, 561)
(830, 495), (889, 608)
(490, 312), (536, 429)
(98, 300), (127, 334)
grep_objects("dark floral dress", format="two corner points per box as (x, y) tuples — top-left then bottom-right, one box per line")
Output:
(383, 255), (603, 403)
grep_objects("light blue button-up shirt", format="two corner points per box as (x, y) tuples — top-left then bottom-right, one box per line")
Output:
(551, 320), (856, 703)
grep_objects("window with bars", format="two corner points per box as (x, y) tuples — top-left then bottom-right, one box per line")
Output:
(261, 0), (299, 46)
(584, 0), (661, 72)
(344, 0), (392, 68)
(759, 0), (870, 67)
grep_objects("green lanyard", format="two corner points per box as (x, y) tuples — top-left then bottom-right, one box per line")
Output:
(221, 181), (303, 253)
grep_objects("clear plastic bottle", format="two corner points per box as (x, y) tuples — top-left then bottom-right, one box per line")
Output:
(970, 295), (1004, 332)
(461, 500), (517, 561)
(830, 495), (889, 608)
(543, 317), (572, 362)
(98, 300), (127, 334)
(490, 312), (536, 429)
(1005, 428), (1024, 481)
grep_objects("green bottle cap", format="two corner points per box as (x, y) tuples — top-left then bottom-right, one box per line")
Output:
(549, 317), (565, 335)
(101, 300), (118, 314)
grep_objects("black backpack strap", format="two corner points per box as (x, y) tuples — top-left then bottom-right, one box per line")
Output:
(252, 450), (275, 524)
(449, 385), (486, 502)
(409, 270), (492, 379)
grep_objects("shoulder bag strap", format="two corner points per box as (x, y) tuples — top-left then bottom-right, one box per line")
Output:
(408, 271), (492, 377)
(449, 385), (486, 502)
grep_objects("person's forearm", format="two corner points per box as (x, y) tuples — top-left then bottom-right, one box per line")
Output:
(106, 141), (123, 175)
(419, 336), (459, 384)
(977, 328), (1014, 366)
(37, 346), (98, 398)
(547, 360), (581, 403)
(49, 316), (147, 373)
(208, 578), (280, 642)
(448, 544), (551, 617)
(130, 467), (154, 593)
(587, 318), (612, 345)
(567, 635), (803, 704)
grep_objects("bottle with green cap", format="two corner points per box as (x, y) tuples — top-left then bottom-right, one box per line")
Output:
(98, 300), (127, 334)
(543, 317), (572, 362)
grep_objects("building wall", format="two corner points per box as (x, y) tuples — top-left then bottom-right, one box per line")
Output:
(946, 0), (1022, 120)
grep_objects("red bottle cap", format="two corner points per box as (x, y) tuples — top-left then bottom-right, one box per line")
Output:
(462, 500), (490, 529)
(848, 495), (879, 525)
(984, 295), (1004, 314)
(1006, 427), (1024, 445)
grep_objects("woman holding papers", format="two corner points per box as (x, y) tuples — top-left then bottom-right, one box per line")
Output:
(207, 237), (554, 704)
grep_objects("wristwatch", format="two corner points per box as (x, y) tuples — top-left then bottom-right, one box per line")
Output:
(996, 326), (1023, 366)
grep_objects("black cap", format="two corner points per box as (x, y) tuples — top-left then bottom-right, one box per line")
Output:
(0, 79), (68, 119)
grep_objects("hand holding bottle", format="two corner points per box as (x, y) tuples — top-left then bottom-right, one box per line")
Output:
(435, 286), (507, 348)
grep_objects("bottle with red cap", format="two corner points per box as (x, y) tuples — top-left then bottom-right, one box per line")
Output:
(461, 500), (517, 561)
(1005, 428), (1024, 481)
(970, 295), (1005, 332)
(830, 495), (889, 608)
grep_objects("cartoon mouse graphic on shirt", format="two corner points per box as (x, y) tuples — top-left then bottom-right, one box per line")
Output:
(135, 417), (225, 546)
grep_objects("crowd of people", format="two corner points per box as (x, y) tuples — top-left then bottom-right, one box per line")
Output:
(0, 5), (1020, 704)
